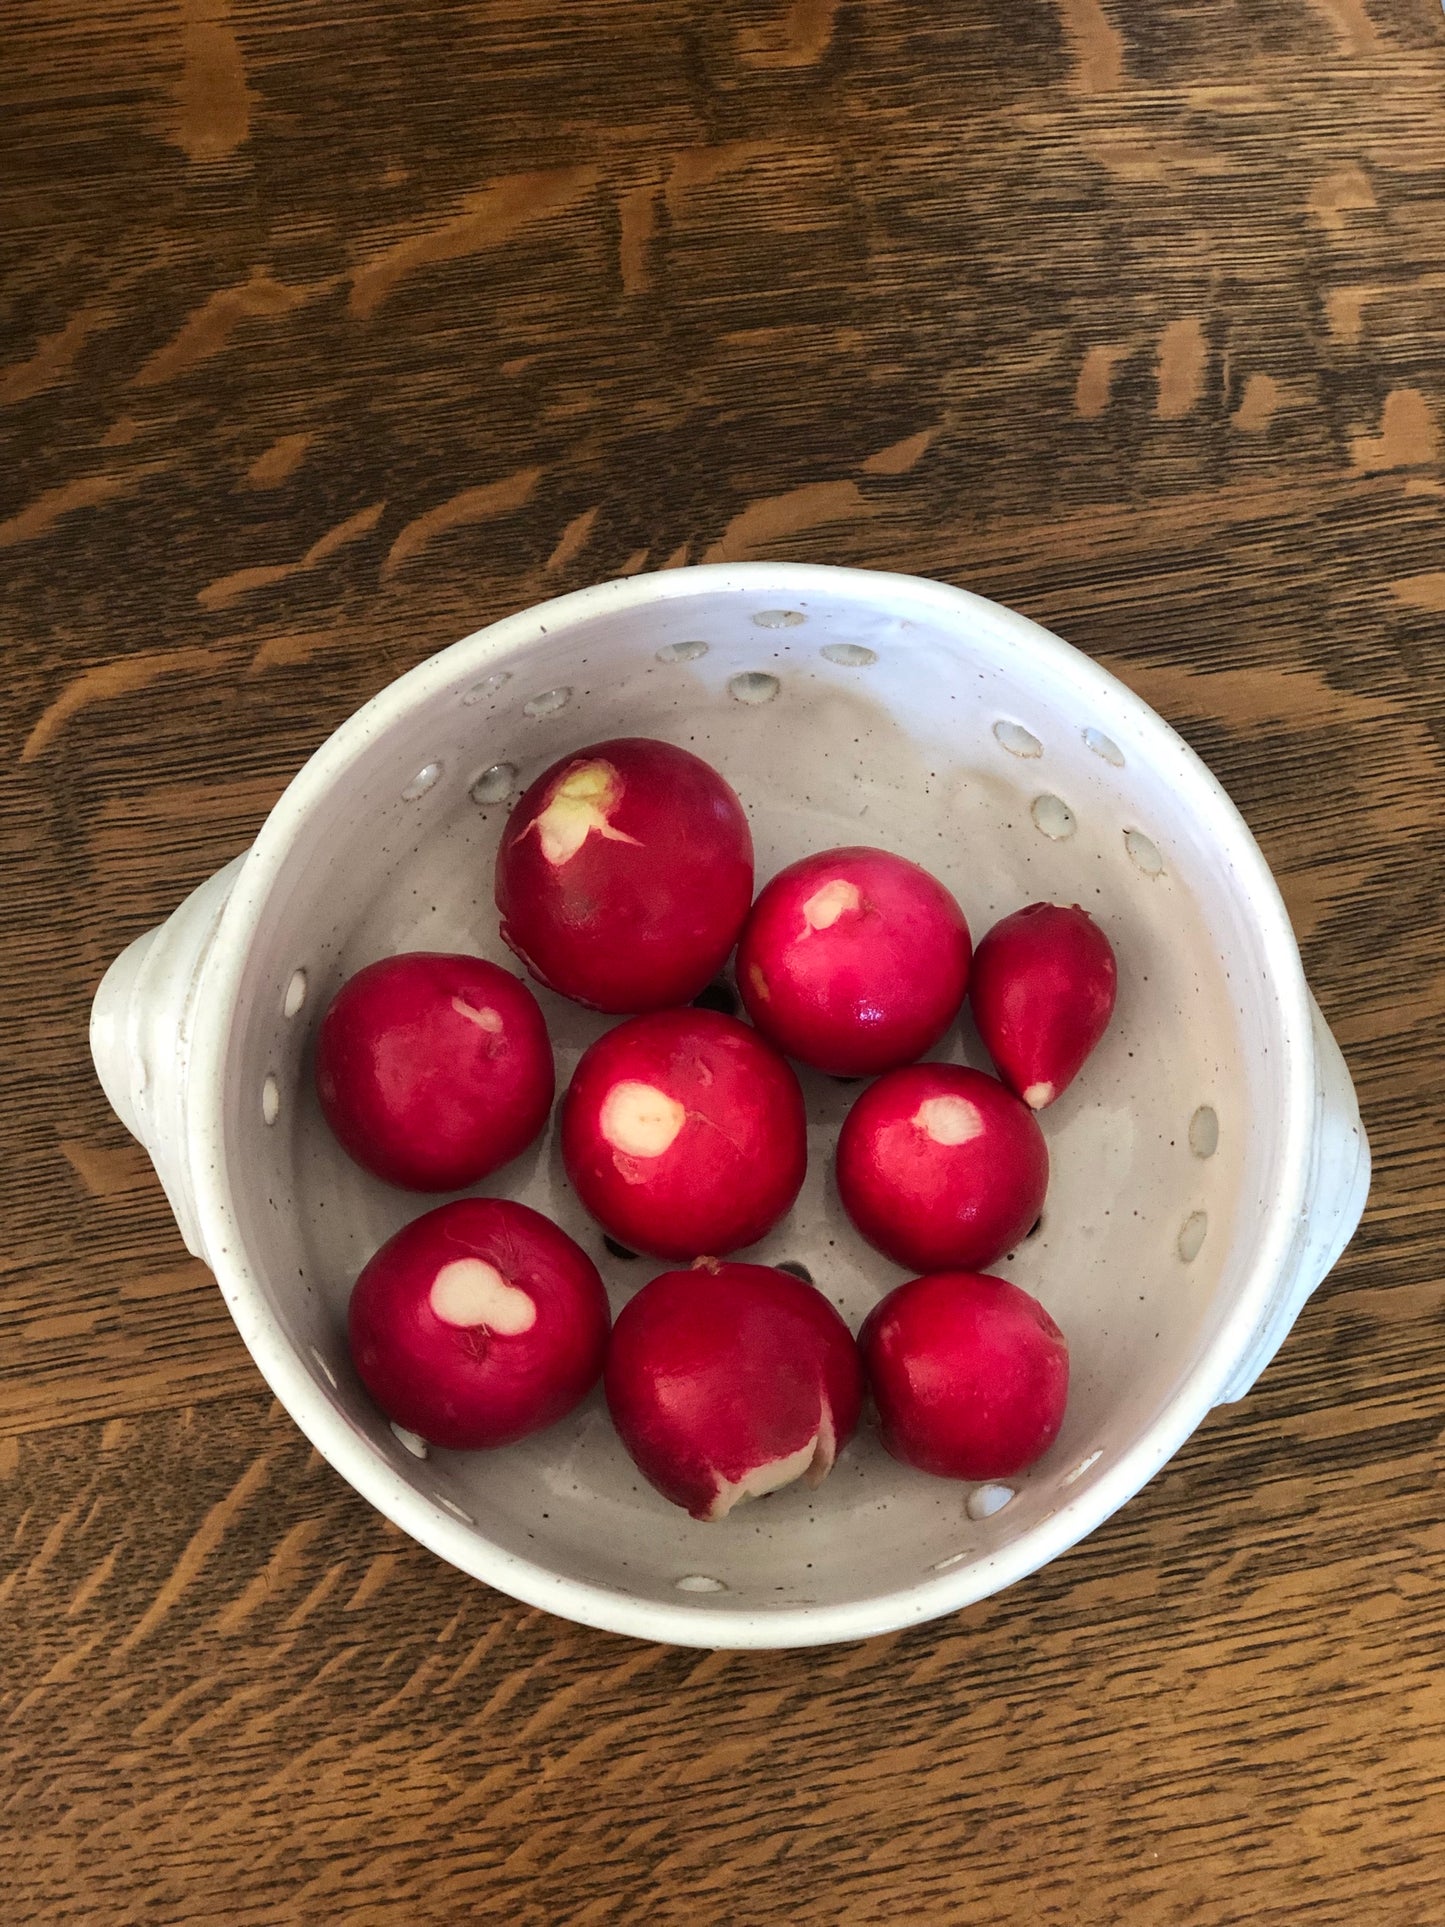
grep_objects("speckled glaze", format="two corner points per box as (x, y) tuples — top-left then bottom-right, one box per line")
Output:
(89, 563), (1369, 1649)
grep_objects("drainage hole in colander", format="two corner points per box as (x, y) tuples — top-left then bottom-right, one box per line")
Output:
(820, 642), (878, 667)
(657, 638), (709, 663)
(461, 672), (511, 705)
(691, 977), (740, 1017)
(438, 1496), (475, 1525)
(524, 687), (572, 719)
(283, 969), (307, 1018)
(1031, 794), (1076, 840)
(1178, 1211), (1208, 1263)
(776, 1260), (815, 1285)
(993, 720), (1043, 759)
(1189, 1105), (1219, 1158)
(729, 671), (781, 705)
(261, 1074), (280, 1125)
(402, 762), (443, 801)
(391, 1422), (429, 1460)
(966, 1482), (1015, 1520)
(1063, 1449), (1103, 1486)
(1124, 828), (1166, 877)
(752, 609), (805, 629)
(1083, 727), (1125, 767)
(470, 761), (517, 806)
(676, 1574), (729, 1592)
(308, 1346), (338, 1390)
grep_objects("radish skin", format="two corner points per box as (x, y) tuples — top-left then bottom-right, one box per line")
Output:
(562, 1008), (806, 1260)
(495, 738), (753, 1013)
(837, 1064), (1048, 1273)
(736, 846), (971, 1076)
(605, 1261), (865, 1519)
(970, 903), (1117, 1108)
(314, 953), (554, 1192)
(860, 1271), (1069, 1480)
(348, 1199), (611, 1450)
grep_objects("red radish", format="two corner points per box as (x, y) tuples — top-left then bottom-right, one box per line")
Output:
(315, 953), (554, 1192)
(736, 846), (971, 1076)
(495, 738), (753, 1013)
(970, 903), (1117, 1109)
(605, 1260), (864, 1519)
(836, 1064), (1047, 1273)
(561, 1008), (806, 1260)
(860, 1271), (1068, 1480)
(348, 1199), (610, 1449)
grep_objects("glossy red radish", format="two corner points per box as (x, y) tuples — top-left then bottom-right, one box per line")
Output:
(348, 1198), (610, 1449)
(970, 902), (1117, 1109)
(315, 953), (554, 1191)
(561, 1008), (806, 1260)
(605, 1260), (864, 1519)
(736, 846), (971, 1076)
(836, 1064), (1047, 1273)
(494, 738), (753, 1013)
(860, 1271), (1068, 1479)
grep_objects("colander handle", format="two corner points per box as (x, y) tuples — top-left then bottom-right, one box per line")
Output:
(89, 853), (250, 1265)
(1214, 994), (1370, 1404)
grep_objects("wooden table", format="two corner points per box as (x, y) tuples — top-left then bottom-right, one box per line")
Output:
(4, 1), (1443, 1919)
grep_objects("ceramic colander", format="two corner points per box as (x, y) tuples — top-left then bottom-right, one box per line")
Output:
(90, 563), (1369, 1649)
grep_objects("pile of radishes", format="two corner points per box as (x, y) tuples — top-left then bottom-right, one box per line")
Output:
(316, 738), (1117, 1522)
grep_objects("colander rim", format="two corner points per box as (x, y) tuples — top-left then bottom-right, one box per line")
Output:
(187, 561), (1314, 1649)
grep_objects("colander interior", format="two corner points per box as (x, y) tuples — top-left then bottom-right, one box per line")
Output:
(212, 570), (1298, 1632)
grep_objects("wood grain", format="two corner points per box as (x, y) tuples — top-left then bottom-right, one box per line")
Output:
(3, 0), (1443, 1919)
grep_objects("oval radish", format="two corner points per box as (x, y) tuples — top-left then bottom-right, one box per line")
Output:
(736, 846), (971, 1075)
(348, 1199), (610, 1449)
(495, 738), (753, 1013)
(561, 1008), (806, 1260)
(836, 1064), (1047, 1273)
(605, 1260), (864, 1519)
(860, 1270), (1069, 1479)
(970, 902), (1117, 1109)
(315, 953), (554, 1191)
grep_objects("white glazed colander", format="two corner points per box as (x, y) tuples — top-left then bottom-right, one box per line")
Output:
(90, 563), (1369, 1649)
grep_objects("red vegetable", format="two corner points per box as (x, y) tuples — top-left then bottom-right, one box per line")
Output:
(736, 846), (971, 1075)
(561, 1008), (806, 1260)
(970, 902), (1117, 1109)
(494, 738), (753, 1013)
(605, 1260), (864, 1519)
(860, 1271), (1069, 1480)
(348, 1199), (610, 1449)
(314, 953), (554, 1192)
(836, 1063), (1048, 1273)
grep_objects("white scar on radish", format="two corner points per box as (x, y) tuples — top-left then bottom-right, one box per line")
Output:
(600, 1081), (686, 1158)
(451, 998), (503, 1033)
(914, 1095), (984, 1145)
(800, 878), (862, 933)
(702, 1406), (838, 1521)
(1022, 1081), (1056, 1109)
(526, 760), (642, 867)
(429, 1258), (537, 1334)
